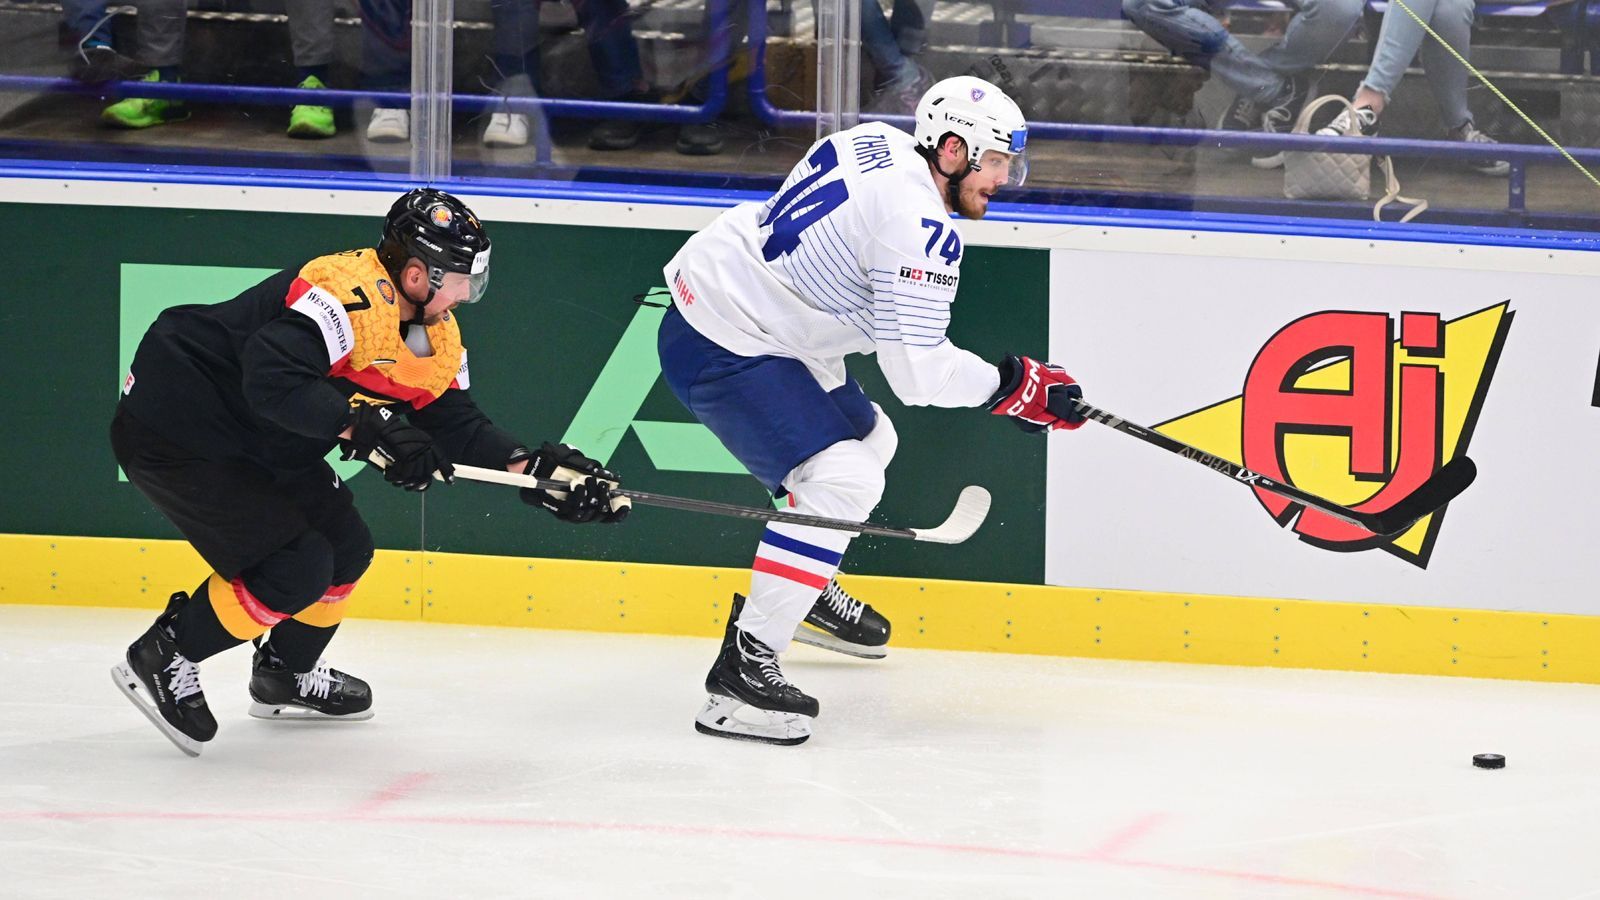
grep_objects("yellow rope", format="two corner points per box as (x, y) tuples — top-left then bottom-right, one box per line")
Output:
(1387, 0), (1600, 188)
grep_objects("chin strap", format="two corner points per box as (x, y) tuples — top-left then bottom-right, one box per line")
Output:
(924, 148), (974, 212)
(401, 266), (448, 328)
(404, 289), (434, 327)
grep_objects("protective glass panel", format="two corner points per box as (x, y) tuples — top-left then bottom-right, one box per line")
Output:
(816, 0), (1600, 231)
(0, 0), (430, 175)
(440, 0), (815, 186)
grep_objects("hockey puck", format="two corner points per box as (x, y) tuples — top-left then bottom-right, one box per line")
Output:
(1472, 753), (1506, 770)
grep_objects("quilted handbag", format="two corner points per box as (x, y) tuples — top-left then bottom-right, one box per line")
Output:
(1283, 94), (1427, 223)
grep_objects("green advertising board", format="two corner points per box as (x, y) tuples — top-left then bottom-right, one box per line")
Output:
(4, 203), (1049, 584)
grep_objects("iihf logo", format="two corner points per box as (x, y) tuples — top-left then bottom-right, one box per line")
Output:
(1154, 304), (1511, 566)
(970, 88), (986, 102)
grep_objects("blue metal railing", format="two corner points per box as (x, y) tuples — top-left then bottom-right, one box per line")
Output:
(0, 77), (725, 123)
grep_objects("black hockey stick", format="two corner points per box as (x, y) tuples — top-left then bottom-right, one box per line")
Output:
(1056, 397), (1477, 538)
(436, 463), (993, 545)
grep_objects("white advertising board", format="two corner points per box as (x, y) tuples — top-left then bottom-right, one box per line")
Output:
(1047, 237), (1600, 614)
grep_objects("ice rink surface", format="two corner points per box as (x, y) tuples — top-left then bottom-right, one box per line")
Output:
(3, 604), (1599, 900)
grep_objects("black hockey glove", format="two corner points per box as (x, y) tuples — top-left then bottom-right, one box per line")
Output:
(343, 403), (454, 492)
(519, 442), (631, 524)
(985, 354), (1086, 434)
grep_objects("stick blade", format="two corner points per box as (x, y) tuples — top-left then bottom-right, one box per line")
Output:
(1363, 456), (1478, 537)
(910, 486), (992, 544)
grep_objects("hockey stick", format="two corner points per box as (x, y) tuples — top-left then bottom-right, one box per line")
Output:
(1056, 397), (1477, 538)
(403, 459), (992, 544)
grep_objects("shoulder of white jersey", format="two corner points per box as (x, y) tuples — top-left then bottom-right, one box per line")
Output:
(818, 124), (930, 193)
(856, 151), (949, 239)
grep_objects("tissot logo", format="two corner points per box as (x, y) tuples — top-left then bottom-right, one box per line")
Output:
(1156, 303), (1511, 567)
(898, 266), (924, 281)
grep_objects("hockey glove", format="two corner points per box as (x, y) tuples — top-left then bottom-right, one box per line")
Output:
(343, 403), (454, 491)
(519, 442), (631, 524)
(985, 354), (1086, 433)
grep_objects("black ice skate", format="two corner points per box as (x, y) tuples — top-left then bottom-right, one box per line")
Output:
(695, 594), (819, 746)
(793, 578), (891, 659)
(110, 592), (217, 757)
(248, 638), (373, 721)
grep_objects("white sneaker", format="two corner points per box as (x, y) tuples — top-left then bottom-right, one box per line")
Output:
(1317, 105), (1379, 139)
(365, 107), (409, 143)
(1453, 121), (1510, 177)
(1248, 74), (1309, 170)
(483, 112), (529, 148)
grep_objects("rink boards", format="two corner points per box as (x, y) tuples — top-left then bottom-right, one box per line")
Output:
(2, 178), (1597, 683)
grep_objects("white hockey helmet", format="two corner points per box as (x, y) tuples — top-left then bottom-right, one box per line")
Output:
(914, 75), (1029, 186)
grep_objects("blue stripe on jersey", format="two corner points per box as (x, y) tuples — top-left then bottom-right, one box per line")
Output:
(789, 250), (871, 333)
(808, 232), (870, 300)
(790, 228), (874, 325)
(795, 244), (865, 310)
(761, 528), (846, 565)
(788, 259), (873, 341)
(820, 220), (870, 288)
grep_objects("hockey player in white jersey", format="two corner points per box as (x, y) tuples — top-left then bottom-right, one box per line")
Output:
(658, 75), (1086, 745)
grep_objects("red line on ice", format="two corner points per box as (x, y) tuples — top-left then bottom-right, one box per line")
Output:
(2, 806), (1444, 899)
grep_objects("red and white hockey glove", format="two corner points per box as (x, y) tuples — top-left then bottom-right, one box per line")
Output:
(985, 355), (1086, 433)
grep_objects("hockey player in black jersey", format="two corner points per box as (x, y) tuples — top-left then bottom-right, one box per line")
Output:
(110, 188), (630, 756)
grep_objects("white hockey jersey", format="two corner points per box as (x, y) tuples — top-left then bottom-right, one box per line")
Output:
(663, 122), (1001, 408)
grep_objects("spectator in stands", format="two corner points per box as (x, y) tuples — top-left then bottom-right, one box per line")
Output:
(863, 0), (933, 114)
(1311, 0), (1509, 176)
(1121, 0), (1363, 166)
(99, 0), (338, 137)
(591, 0), (739, 156)
(359, 0), (651, 149)
(59, 0), (141, 83)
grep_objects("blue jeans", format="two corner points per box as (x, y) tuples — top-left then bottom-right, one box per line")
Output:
(1363, 0), (1474, 130)
(1122, 0), (1363, 104)
(60, 0), (113, 46)
(862, 0), (927, 87)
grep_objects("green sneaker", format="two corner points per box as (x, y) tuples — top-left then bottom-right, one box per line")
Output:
(101, 71), (188, 129)
(287, 75), (335, 139)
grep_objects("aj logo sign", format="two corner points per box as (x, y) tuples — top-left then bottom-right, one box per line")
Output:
(1157, 303), (1511, 567)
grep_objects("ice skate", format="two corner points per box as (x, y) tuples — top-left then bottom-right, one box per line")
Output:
(248, 638), (373, 721)
(111, 592), (217, 757)
(695, 594), (818, 746)
(793, 578), (891, 659)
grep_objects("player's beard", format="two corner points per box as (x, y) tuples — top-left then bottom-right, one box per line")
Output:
(950, 179), (990, 220)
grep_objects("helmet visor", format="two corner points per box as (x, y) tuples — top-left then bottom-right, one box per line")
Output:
(976, 148), (1029, 189)
(433, 246), (491, 304)
(1002, 127), (1028, 187)
(1004, 151), (1028, 188)
(435, 270), (489, 305)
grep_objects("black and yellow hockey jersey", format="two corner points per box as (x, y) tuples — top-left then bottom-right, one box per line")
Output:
(120, 248), (525, 472)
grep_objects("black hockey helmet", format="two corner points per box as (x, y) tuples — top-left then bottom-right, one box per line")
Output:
(378, 187), (492, 304)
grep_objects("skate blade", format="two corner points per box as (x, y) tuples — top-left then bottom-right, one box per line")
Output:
(693, 694), (811, 746)
(248, 701), (375, 722)
(793, 624), (888, 660)
(110, 663), (203, 757)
